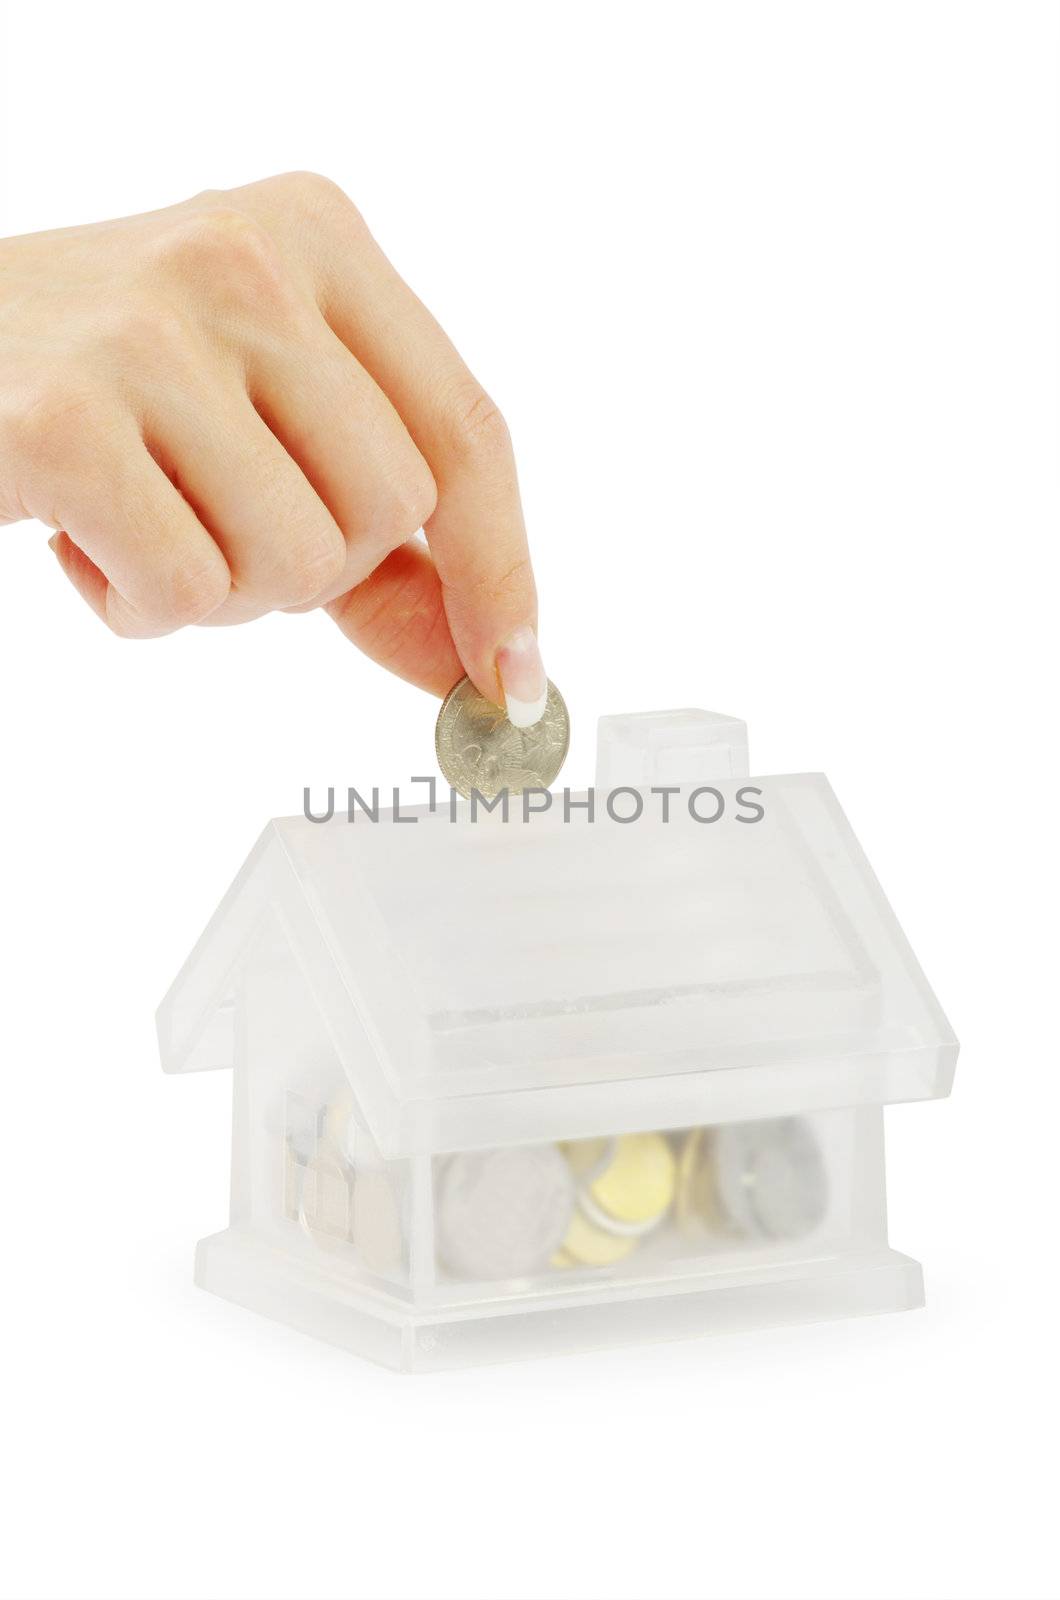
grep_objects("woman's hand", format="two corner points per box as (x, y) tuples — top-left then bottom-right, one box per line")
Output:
(0, 172), (547, 724)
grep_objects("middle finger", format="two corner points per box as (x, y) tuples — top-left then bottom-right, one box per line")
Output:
(245, 316), (438, 611)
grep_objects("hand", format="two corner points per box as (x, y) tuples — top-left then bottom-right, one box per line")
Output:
(0, 172), (547, 723)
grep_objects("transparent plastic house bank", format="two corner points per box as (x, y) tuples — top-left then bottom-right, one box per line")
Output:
(158, 711), (958, 1371)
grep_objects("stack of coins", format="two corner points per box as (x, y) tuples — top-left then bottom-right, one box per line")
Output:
(287, 1087), (407, 1273)
(298, 1141), (353, 1249)
(554, 1133), (677, 1268)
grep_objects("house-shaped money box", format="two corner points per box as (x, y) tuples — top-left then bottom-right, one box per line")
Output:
(158, 710), (958, 1371)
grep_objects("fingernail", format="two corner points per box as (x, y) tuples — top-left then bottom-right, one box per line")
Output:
(47, 533), (62, 555)
(496, 626), (547, 728)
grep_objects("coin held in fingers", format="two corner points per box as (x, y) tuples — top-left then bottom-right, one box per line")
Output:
(435, 675), (570, 800)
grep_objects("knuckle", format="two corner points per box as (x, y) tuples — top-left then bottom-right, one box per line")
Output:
(106, 592), (166, 640)
(189, 185), (225, 211)
(156, 209), (291, 309)
(159, 554), (231, 626)
(105, 605), (150, 641)
(267, 531), (347, 606)
(267, 170), (356, 213)
(444, 386), (513, 467)
(258, 170), (366, 236)
(378, 463), (438, 548)
(5, 384), (98, 474)
(179, 205), (268, 259)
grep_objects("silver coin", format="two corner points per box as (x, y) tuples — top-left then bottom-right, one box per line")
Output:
(435, 676), (570, 800)
(437, 1145), (575, 1280)
(713, 1118), (828, 1241)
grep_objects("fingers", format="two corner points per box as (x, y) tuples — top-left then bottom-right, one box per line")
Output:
(15, 174), (544, 708)
(326, 539), (463, 695)
(243, 320), (436, 612)
(336, 277), (541, 717)
(48, 532), (109, 620)
(280, 182), (544, 720)
(140, 378), (355, 625)
(40, 314), (445, 651)
(36, 420), (230, 638)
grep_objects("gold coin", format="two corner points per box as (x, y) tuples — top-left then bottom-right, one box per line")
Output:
(435, 675), (570, 800)
(588, 1132), (676, 1225)
(556, 1205), (639, 1267)
(674, 1127), (723, 1236)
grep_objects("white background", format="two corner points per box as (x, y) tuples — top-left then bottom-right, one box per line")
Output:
(1, 4), (1057, 1599)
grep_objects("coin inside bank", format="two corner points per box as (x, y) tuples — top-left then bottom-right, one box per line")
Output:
(290, 1088), (831, 1285)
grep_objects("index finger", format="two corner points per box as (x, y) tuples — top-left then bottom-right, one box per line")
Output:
(262, 178), (547, 725)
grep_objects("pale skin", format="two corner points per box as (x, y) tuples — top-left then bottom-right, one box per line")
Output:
(0, 172), (549, 726)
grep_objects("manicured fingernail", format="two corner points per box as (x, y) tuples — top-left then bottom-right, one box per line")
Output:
(47, 533), (62, 555)
(496, 626), (547, 728)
